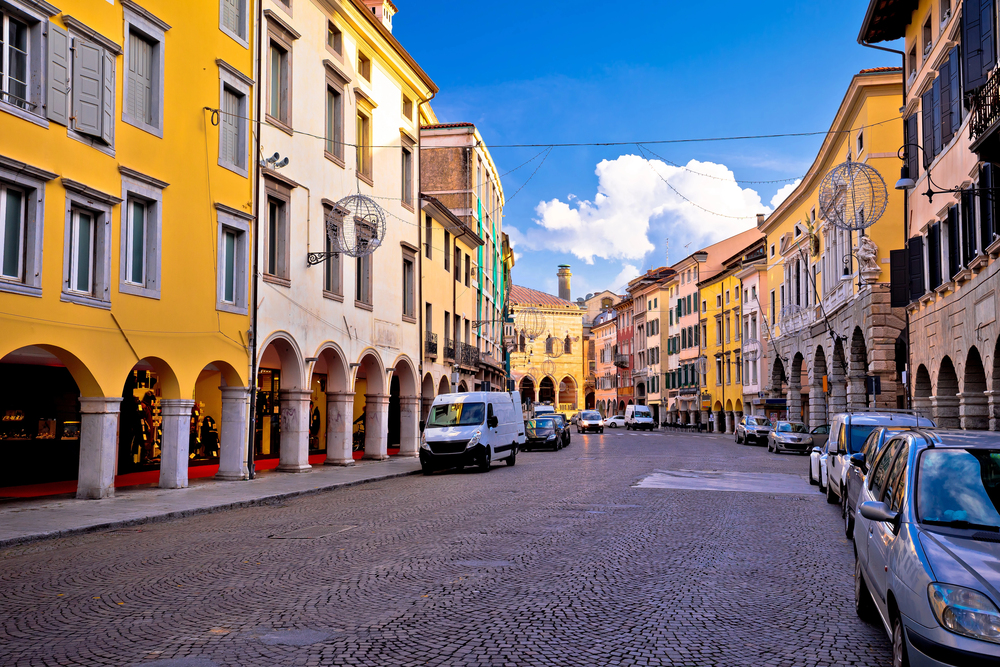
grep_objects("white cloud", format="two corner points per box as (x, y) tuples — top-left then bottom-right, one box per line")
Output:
(607, 263), (641, 292)
(769, 179), (802, 209)
(511, 155), (772, 265)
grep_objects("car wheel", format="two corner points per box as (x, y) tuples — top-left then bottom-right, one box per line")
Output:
(609, 422), (616, 428)
(854, 554), (878, 624)
(826, 481), (839, 504)
(478, 449), (492, 472)
(767, 440), (773, 453)
(844, 502), (854, 539)
(599, 428), (604, 433)
(506, 446), (517, 466)
(892, 614), (909, 667)
(421, 464), (433, 476)
(808, 463), (817, 486)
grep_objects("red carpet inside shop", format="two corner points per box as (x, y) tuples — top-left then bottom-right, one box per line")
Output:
(0, 448), (399, 499)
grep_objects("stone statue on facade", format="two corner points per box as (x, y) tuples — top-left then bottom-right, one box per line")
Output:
(854, 234), (881, 283)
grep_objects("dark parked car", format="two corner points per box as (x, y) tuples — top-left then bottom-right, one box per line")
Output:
(735, 415), (771, 445)
(549, 414), (571, 447)
(842, 426), (911, 538)
(523, 418), (562, 451)
(854, 430), (1000, 667)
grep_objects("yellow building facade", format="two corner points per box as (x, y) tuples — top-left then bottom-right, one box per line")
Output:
(699, 262), (745, 432)
(759, 68), (905, 425)
(509, 285), (585, 416)
(0, 1), (256, 497)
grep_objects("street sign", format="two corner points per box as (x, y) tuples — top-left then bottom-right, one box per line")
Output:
(865, 376), (881, 396)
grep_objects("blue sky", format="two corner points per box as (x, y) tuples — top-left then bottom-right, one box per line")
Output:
(394, 0), (901, 299)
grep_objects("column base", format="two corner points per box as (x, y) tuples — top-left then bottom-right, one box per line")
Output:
(363, 453), (390, 461)
(276, 463), (312, 473)
(324, 457), (355, 466)
(215, 470), (248, 481)
(393, 451), (419, 458)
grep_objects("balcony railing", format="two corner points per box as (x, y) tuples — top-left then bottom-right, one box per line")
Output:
(443, 338), (455, 360)
(613, 354), (629, 369)
(425, 332), (438, 357)
(460, 342), (480, 367)
(971, 68), (1000, 147)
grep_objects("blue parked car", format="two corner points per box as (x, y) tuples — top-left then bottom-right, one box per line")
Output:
(853, 430), (1000, 667)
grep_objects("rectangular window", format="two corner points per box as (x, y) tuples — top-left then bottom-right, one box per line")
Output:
(222, 228), (236, 303)
(263, 193), (289, 281)
(401, 146), (413, 205)
(0, 183), (24, 280)
(424, 214), (432, 259)
(454, 247), (461, 282)
(69, 210), (95, 295)
(216, 210), (249, 313)
(444, 231), (450, 270)
(356, 110), (371, 179)
(325, 86), (343, 159)
(219, 81), (248, 174)
(402, 255), (415, 319)
(268, 41), (288, 124)
(125, 199), (146, 285)
(770, 290), (775, 324)
(326, 21), (341, 54)
(402, 94), (413, 121)
(464, 253), (470, 287)
(322, 205), (342, 296)
(221, 0), (247, 43)
(358, 51), (370, 81)
(355, 255), (371, 305)
(124, 19), (162, 136)
(1, 10), (29, 110)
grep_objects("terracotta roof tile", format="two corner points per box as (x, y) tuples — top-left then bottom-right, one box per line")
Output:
(510, 285), (578, 308)
(858, 67), (903, 74)
(421, 122), (475, 130)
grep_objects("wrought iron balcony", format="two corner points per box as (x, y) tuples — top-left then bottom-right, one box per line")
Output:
(613, 354), (630, 369)
(443, 338), (455, 360)
(971, 67), (1000, 159)
(460, 342), (480, 367)
(424, 332), (438, 357)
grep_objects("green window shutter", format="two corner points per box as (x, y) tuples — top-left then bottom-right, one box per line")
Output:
(72, 40), (104, 137)
(46, 23), (70, 126)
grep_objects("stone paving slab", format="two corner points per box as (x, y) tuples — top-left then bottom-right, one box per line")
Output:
(634, 469), (817, 494)
(0, 457), (421, 548)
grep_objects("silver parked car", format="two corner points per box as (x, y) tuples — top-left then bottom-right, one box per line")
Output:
(735, 415), (771, 445)
(854, 430), (1000, 667)
(842, 426), (912, 539)
(767, 421), (812, 454)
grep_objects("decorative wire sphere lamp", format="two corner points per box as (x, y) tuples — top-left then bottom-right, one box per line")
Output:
(817, 158), (888, 232)
(515, 307), (546, 341)
(329, 193), (387, 258)
(541, 360), (556, 377)
(742, 338), (761, 363)
(545, 336), (564, 359)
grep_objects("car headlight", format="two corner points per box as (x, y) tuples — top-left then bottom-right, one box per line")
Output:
(546, 434), (556, 441)
(466, 430), (481, 449)
(420, 432), (430, 450)
(929, 584), (1000, 644)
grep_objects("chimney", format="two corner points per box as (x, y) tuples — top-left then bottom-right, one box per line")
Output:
(362, 0), (396, 32)
(557, 265), (572, 301)
(756, 213), (766, 226)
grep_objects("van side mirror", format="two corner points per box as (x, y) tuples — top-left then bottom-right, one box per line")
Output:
(419, 420), (425, 432)
(488, 416), (498, 429)
(859, 501), (899, 525)
(849, 452), (866, 471)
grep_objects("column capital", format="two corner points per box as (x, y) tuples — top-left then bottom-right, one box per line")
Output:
(278, 389), (313, 400)
(327, 390), (356, 399)
(79, 397), (122, 414)
(160, 399), (196, 417)
(365, 393), (390, 405)
(220, 386), (250, 398)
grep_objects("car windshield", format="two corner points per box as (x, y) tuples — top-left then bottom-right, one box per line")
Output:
(748, 417), (769, 426)
(848, 425), (877, 454)
(551, 415), (566, 425)
(526, 419), (554, 433)
(777, 423), (807, 433)
(581, 412), (601, 420)
(426, 402), (485, 428)
(918, 449), (1000, 529)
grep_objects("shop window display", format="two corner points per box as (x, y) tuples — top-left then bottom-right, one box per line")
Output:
(255, 368), (281, 459)
(119, 370), (162, 474)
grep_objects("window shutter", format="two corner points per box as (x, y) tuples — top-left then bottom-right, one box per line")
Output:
(890, 250), (908, 308)
(46, 23), (70, 126)
(961, 188), (976, 263)
(949, 48), (962, 131)
(947, 206), (960, 278)
(964, 0), (987, 90)
(905, 115), (919, 179)
(127, 32), (153, 124)
(940, 58), (953, 143)
(921, 89), (934, 168)
(931, 77), (942, 156)
(72, 40), (104, 137)
(908, 236), (925, 301)
(983, 164), (998, 249)
(223, 0), (239, 35)
(101, 51), (115, 145)
(982, 0), (997, 79)
(222, 89), (239, 165)
(928, 222), (942, 289)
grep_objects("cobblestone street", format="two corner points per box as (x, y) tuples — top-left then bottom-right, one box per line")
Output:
(0, 431), (891, 667)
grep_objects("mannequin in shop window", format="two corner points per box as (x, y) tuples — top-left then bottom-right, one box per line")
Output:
(309, 401), (321, 449)
(140, 391), (156, 463)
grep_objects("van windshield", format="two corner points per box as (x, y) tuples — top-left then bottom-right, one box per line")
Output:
(848, 425), (877, 454)
(426, 402), (486, 428)
(634, 409), (651, 417)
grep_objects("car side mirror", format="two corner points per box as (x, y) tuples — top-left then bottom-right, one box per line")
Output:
(419, 420), (425, 432)
(849, 452), (866, 471)
(488, 416), (498, 429)
(859, 501), (899, 525)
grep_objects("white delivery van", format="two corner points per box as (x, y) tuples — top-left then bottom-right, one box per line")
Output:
(624, 404), (656, 431)
(420, 392), (525, 474)
(533, 403), (555, 417)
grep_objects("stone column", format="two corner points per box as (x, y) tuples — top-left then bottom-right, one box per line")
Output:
(726, 411), (735, 433)
(159, 399), (196, 489)
(216, 387), (250, 481)
(912, 395), (933, 421)
(931, 395), (961, 429)
(421, 396), (434, 422)
(787, 381), (802, 424)
(397, 396), (420, 457)
(324, 391), (355, 466)
(959, 392), (989, 430)
(829, 368), (847, 416)
(847, 374), (867, 410)
(808, 384), (828, 428)
(277, 389), (312, 472)
(987, 391), (1000, 432)
(364, 393), (390, 460)
(77, 397), (122, 500)
(699, 410), (708, 429)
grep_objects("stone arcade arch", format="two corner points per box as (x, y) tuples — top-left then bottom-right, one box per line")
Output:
(830, 339), (848, 416)
(539, 376), (556, 404)
(194, 360), (248, 482)
(934, 356), (960, 428)
(354, 350), (388, 460)
(713, 400), (724, 433)
(519, 376), (536, 404)
(312, 344), (352, 466)
(788, 352), (806, 424)
(913, 365), (933, 418)
(438, 375), (451, 396)
(724, 399), (734, 433)
(961, 347), (989, 430)
(389, 356), (420, 457)
(421, 373), (435, 423)
(257, 334), (308, 473)
(557, 376), (576, 410)
(118, 357), (184, 488)
(849, 327), (869, 410)
(810, 346), (829, 428)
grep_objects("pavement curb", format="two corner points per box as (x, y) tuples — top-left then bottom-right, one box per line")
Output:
(0, 467), (421, 551)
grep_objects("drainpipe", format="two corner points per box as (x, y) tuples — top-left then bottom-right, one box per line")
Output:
(859, 38), (909, 409)
(247, 0), (264, 480)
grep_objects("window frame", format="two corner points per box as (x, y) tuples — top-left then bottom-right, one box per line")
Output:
(266, 32), (292, 132)
(122, 1), (167, 138)
(215, 204), (250, 314)
(0, 181), (25, 282)
(64, 22), (120, 155)
(0, 1), (54, 128)
(324, 60), (348, 165)
(0, 156), (51, 297)
(401, 134), (414, 209)
(118, 167), (165, 299)
(355, 105), (373, 183)
(402, 248), (416, 322)
(321, 200), (343, 300)
(219, 0), (249, 48)
(354, 253), (372, 308)
(262, 179), (291, 285)
(326, 21), (342, 57)
(217, 61), (251, 177)
(61, 179), (117, 309)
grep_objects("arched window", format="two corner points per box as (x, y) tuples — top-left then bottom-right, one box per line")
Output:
(545, 336), (555, 355)
(519, 331), (526, 352)
(564, 335), (572, 354)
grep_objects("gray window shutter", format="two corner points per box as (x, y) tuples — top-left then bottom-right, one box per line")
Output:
(931, 77), (942, 157)
(222, 88), (240, 165)
(921, 89), (934, 168)
(908, 237), (924, 302)
(223, 0), (240, 37)
(127, 32), (153, 124)
(940, 58), (953, 143)
(889, 249), (908, 308)
(949, 48), (962, 129)
(72, 40), (104, 137)
(101, 50), (115, 145)
(981, 0), (997, 79)
(982, 163), (996, 250)
(47, 23), (70, 126)
(904, 115), (918, 180)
